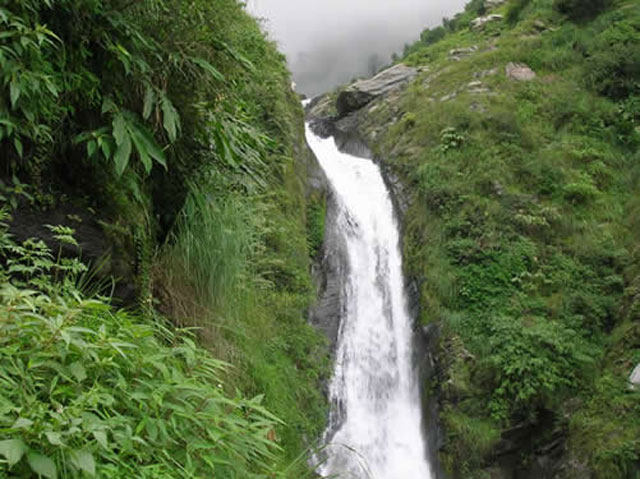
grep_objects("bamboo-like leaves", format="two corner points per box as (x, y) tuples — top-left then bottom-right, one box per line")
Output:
(160, 95), (180, 142)
(76, 111), (167, 176)
(189, 56), (225, 82)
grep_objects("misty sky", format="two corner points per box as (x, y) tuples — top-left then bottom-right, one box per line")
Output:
(246, 0), (468, 96)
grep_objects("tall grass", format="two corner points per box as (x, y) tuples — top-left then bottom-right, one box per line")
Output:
(154, 182), (329, 474)
(157, 185), (258, 322)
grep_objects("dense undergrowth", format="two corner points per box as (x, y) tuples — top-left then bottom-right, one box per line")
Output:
(359, 0), (640, 476)
(1, 0), (327, 477)
(0, 215), (285, 478)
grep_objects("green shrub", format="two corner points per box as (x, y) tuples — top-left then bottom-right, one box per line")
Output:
(420, 26), (447, 47)
(0, 216), (281, 479)
(506, 0), (534, 24)
(583, 20), (640, 99)
(484, 316), (599, 420)
(554, 0), (614, 21)
(563, 180), (599, 204)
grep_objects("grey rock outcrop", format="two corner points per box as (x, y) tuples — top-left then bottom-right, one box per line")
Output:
(506, 62), (536, 81)
(336, 64), (418, 116)
(449, 45), (478, 61)
(471, 14), (503, 29)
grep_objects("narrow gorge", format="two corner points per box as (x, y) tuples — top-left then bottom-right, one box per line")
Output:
(306, 123), (434, 478)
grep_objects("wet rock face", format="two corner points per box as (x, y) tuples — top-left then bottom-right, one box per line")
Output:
(309, 189), (350, 355)
(336, 64), (418, 117)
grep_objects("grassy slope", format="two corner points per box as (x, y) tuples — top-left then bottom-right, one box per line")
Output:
(0, 0), (327, 476)
(355, 0), (640, 476)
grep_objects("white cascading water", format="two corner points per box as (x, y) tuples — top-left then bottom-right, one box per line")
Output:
(305, 124), (434, 479)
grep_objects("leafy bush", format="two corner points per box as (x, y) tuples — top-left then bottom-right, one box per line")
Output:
(484, 317), (599, 420)
(583, 19), (640, 99)
(0, 0), (190, 177)
(506, 0), (533, 24)
(563, 180), (600, 204)
(420, 27), (447, 47)
(0, 215), (281, 478)
(438, 127), (466, 154)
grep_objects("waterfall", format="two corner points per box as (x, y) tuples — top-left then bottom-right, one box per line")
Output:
(306, 124), (433, 479)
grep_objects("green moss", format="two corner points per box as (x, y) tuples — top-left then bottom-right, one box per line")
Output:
(306, 194), (327, 259)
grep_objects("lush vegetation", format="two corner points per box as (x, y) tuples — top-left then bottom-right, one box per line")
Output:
(0, 0), (327, 477)
(0, 215), (285, 478)
(355, 0), (640, 476)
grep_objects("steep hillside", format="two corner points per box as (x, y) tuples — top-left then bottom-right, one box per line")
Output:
(308, 0), (640, 477)
(0, 0), (327, 477)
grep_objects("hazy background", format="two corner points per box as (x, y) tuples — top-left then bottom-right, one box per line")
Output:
(246, 0), (468, 96)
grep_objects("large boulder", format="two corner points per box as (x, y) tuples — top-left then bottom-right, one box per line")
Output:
(506, 62), (536, 81)
(471, 14), (503, 29)
(336, 64), (418, 116)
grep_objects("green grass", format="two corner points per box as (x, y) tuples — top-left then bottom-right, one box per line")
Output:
(155, 176), (329, 472)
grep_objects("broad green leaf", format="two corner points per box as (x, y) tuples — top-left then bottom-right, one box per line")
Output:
(92, 431), (108, 449)
(70, 450), (95, 476)
(130, 130), (152, 174)
(87, 140), (97, 158)
(0, 439), (27, 466)
(27, 452), (57, 479)
(142, 85), (154, 120)
(45, 431), (64, 446)
(130, 125), (166, 171)
(112, 115), (127, 146)
(190, 57), (225, 82)
(12, 417), (33, 429)
(13, 137), (23, 158)
(9, 82), (20, 108)
(160, 96), (179, 142)
(69, 362), (87, 382)
(113, 134), (132, 176)
(100, 138), (112, 160)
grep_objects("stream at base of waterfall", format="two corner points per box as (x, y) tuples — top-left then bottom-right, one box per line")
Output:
(305, 124), (434, 479)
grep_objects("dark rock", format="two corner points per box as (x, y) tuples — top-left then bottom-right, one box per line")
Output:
(336, 64), (418, 117)
(9, 201), (137, 304)
(492, 412), (568, 479)
(309, 187), (349, 355)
